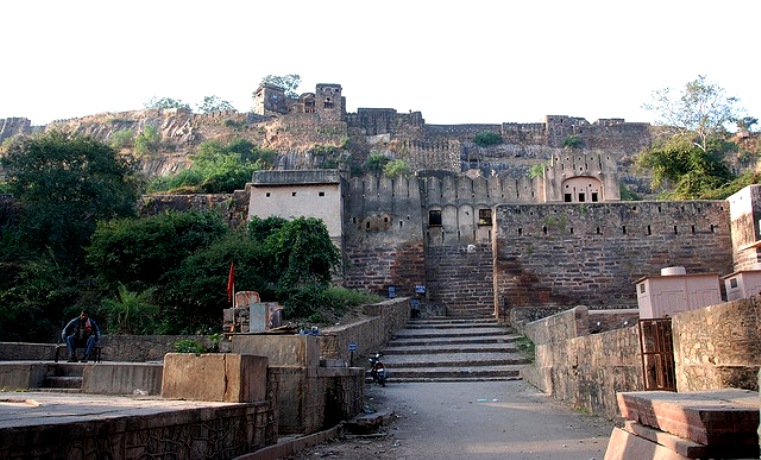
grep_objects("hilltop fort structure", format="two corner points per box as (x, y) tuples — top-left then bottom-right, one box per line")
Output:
(1, 82), (758, 319)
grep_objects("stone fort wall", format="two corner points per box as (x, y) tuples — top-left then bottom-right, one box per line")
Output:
(493, 201), (734, 311)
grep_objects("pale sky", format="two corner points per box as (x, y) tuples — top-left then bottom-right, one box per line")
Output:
(2, 1), (759, 127)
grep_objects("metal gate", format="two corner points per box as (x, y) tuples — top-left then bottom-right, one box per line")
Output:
(638, 318), (676, 391)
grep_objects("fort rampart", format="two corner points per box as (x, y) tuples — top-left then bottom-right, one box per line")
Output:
(493, 201), (734, 311)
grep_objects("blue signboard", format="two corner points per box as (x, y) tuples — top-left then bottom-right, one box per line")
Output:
(348, 342), (357, 352)
(415, 285), (426, 294)
(388, 286), (396, 298)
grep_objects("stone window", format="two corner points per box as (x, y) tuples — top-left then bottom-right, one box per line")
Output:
(578, 193), (586, 202)
(564, 194), (572, 202)
(292, 192), (297, 197)
(591, 192), (599, 202)
(428, 210), (442, 226)
(324, 98), (334, 109)
(478, 209), (492, 226)
(729, 278), (738, 288)
(266, 192), (271, 198)
(639, 283), (646, 293)
(319, 192), (325, 197)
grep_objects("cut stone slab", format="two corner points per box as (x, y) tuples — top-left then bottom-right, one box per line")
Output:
(616, 389), (759, 446)
(622, 420), (759, 459)
(604, 427), (690, 460)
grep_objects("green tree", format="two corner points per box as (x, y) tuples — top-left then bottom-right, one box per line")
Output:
(196, 95), (236, 114)
(163, 231), (270, 331)
(643, 75), (743, 154)
(636, 134), (735, 199)
(638, 76), (744, 199)
(0, 131), (139, 265)
(144, 97), (191, 110)
(473, 131), (502, 147)
(272, 217), (340, 292)
(260, 74), (301, 98)
(86, 210), (230, 290)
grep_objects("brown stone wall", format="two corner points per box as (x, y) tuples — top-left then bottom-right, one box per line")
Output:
(673, 296), (761, 392)
(0, 402), (274, 460)
(343, 242), (425, 297)
(523, 306), (643, 418)
(425, 244), (494, 316)
(494, 201), (733, 311)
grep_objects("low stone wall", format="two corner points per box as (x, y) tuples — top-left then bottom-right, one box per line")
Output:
(523, 299), (761, 420)
(319, 297), (411, 363)
(0, 335), (231, 363)
(0, 400), (274, 460)
(523, 306), (644, 419)
(673, 296), (761, 392)
(83, 363), (164, 395)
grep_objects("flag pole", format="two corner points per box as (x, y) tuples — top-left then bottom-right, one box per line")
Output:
(228, 262), (236, 332)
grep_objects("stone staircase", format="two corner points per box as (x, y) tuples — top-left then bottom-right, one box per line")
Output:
(37, 363), (84, 391)
(379, 317), (529, 383)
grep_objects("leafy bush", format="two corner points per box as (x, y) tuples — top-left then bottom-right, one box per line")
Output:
(146, 138), (274, 194)
(383, 159), (412, 178)
(100, 283), (159, 334)
(563, 134), (583, 149)
(173, 339), (206, 354)
(473, 131), (502, 147)
(321, 286), (384, 315)
(110, 129), (134, 149)
(363, 153), (390, 173)
(134, 126), (161, 156)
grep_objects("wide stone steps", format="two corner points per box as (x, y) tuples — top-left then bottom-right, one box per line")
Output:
(378, 316), (528, 383)
(383, 344), (519, 355)
(384, 353), (527, 368)
(37, 362), (84, 391)
(391, 328), (510, 339)
(389, 366), (522, 382)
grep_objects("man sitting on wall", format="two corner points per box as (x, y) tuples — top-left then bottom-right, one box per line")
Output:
(61, 310), (101, 362)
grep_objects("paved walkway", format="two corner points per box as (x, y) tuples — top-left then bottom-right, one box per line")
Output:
(0, 391), (231, 429)
(289, 380), (616, 460)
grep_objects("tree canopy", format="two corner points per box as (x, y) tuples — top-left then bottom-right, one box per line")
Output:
(143, 97), (191, 110)
(643, 75), (743, 153)
(637, 76), (754, 200)
(260, 74), (301, 98)
(1, 130), (140, 264)
(196, 95), (236, 114)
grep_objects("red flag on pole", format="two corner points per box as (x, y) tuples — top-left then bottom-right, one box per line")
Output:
(227, 262), (235, 304)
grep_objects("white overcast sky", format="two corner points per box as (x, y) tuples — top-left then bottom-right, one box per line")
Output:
(2, 1), (759, 126)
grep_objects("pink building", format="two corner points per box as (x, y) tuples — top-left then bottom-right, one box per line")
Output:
(722, 264), (761, 301)
(635, 267), (722, 319)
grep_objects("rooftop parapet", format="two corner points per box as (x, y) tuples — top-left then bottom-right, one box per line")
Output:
(252, 169), (341, 185)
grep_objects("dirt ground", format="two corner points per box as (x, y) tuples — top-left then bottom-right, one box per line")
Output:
(285, 380), (616, 460)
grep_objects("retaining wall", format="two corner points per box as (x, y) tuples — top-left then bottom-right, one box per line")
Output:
(522, 298), (761, 420)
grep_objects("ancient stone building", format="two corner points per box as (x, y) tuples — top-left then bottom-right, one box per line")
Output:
(3, 82), (756, 319)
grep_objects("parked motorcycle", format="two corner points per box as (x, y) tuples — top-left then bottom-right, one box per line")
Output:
(368, 352), (387, 386)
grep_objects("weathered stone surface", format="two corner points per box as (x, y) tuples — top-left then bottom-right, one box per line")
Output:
(161, 353), (267, 403)
(616, 389), (760, 446)
(82, 362), (163, 395)
(232, 335), (319, 367)
(604, 427), (690, 460)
